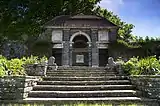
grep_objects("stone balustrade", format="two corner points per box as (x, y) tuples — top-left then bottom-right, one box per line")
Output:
(0, 76), (40, 100)
(130, 75), (160, 99)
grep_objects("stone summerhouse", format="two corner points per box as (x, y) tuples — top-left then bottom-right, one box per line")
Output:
(43, 14), (118, 67)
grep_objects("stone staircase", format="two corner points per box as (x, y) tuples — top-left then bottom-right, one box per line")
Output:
(26, 66), (159, 105)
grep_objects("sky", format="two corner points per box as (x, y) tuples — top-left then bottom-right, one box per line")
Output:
(98, 0), (160, 38)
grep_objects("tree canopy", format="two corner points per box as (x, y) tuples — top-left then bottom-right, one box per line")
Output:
(94, 7), (135, 41)
(0, 0), (101, 40)
(0, 0), (135, 42)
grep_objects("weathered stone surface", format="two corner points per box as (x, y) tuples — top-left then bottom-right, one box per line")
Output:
(91, 29), (99, 67)
(130, 75), (160, 99)
(29, 90), (141, 98)
(25, 64), (47, 76)
(0, 76), (39, 100)
(62, 29), (70, 67)
(47, 56), (58, 71)
(105, 57), (123, 74)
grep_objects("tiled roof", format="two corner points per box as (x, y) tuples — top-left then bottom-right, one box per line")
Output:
(44, 15), (117, 27)
(70, 15), (102, 19)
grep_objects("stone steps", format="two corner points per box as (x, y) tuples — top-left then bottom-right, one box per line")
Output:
(26, 67), (159, 105)
(47, 71), (117, 74)
(33, 85), (135, 91)
(43, 76), (129, 81)
(46, 73), (118, 77)
(54, 70), (107, 72)
(24, 97), (147, 101)
(37, 80), (131, 85)
(2, 97), (158, 106)
(57, 66), (105, 70)
(22, 97), (159, 106)
(28, 90), (141, 98)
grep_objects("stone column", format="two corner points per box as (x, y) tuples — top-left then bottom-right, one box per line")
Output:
(87, 42), (92, 67)
(62, 29), (70, 67)
(69, 42), (74, 66)
(91, 29), (99, 67)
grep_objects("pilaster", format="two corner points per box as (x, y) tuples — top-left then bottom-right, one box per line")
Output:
(62, 29), (70, 67)
(91, 29), (99, 67)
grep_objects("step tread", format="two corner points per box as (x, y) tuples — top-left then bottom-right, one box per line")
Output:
(25, 97), (151, 101)
(43, 76), (128, 78)
(34, 85), (134, 88)
(38, 80), (131, 85)
(39, 80), (130, 83)
(30, 90), (138, 93)
(47, 71), (109, 73)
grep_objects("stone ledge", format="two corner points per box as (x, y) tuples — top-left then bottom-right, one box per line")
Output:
(0, 76), (40, 100)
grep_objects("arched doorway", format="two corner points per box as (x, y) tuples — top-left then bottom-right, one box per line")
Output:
(70, 31), (91, 66)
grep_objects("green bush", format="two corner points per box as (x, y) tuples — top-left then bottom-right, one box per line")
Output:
(22, 55), (39, 65)
(22, 55), (48, 65)
(0, 55), (7, 76)
(6, 58), (25, 75)
(0, 55), (48, 77)
(122, 56), (160, 75)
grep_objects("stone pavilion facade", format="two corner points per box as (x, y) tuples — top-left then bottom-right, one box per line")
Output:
(44, 15), (118, 67)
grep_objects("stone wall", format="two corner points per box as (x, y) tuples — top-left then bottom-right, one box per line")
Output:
(130, 75), (160, 99)
(25, 64), (47, 76)
(0, 76), (40, 100)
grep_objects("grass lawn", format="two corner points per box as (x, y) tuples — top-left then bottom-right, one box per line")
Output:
(0, 103), (144, 106)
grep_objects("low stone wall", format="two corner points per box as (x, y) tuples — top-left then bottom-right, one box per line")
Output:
(25, 64), (47, 76)
(0, 76), (40, 100)
(130, 75), (160, 99)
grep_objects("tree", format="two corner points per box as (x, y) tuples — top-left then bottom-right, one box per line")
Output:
(94, 7), (135, 42)
(0, 0), (101, 41)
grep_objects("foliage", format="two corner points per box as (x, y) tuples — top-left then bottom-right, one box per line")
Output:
(0, 55), (7, 76)
(39, 56), (48, 63)
(122, 56), (160, 75)
(22, 55), (48, 65)
(0, 0), (101, 41)
(117, 40), (141, 49)
(0, 55), (48, 77)
(6, 58), (25, 75)
(22, 55), (39, 65)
